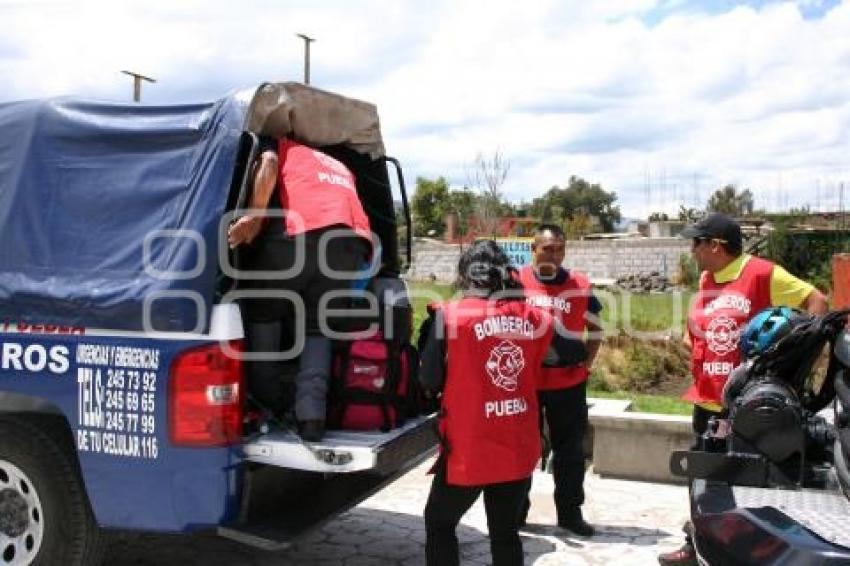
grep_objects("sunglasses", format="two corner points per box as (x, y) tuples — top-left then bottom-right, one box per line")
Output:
(692, 237), (728, 247)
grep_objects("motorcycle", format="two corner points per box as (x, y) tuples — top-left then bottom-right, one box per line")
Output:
(670, 308), (850, 565)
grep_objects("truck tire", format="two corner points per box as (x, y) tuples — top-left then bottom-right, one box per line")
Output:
(0, 419), (103, 566)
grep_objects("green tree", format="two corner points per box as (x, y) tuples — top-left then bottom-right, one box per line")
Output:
(496, 199), (518, 217)
(763, 221), (850, 292)
(648, 212), (669, 221)
(446, 187), (477, 237)
(529, 175), (621, 232)
(411, 176), (450, 237)
(564, 211), (594, 239)
(706, 184), (755, 216)
(788, 205), (812, 218)
(678, 205), (702, 222)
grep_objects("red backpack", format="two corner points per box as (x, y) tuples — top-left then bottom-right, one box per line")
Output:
(328, 334), (421, 432)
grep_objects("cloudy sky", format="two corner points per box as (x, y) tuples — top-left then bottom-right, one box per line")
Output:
(2, 0), (849, 217)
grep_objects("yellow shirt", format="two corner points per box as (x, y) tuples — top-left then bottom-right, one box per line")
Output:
(711, 254), (815, 309)
(697, 255), (815, 411)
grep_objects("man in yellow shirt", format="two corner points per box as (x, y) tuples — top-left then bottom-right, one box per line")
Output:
(659, 212), (827, 566)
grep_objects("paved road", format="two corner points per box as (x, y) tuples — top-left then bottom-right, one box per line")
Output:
(105, 458), (689, 565)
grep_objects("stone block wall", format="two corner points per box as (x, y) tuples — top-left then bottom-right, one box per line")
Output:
(408, 238), (691, 283)
(406, 239), (461, 283)
(563, 238), (691, 280)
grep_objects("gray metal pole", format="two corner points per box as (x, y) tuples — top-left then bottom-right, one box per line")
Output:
(305, 40), (311, 84)
(296, 34), (316, 85)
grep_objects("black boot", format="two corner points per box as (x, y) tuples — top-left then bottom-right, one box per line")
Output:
(558, 507), (595, 537)
(299, 420), (325, 442)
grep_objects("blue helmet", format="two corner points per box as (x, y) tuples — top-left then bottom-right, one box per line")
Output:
(740, 306), (801, 359)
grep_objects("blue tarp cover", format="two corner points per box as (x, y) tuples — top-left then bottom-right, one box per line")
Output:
(0, 96), (245, 332)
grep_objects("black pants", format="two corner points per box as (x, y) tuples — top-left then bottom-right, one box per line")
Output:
(240, 226), (367, 420)
(692, 405), (726, 434)
(680, 404), (728, 545)
(424, 463), (530, 566)
(240, 226), (366, 329)
(522, 381), (588, 523)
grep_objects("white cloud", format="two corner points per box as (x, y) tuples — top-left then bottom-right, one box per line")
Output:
(1, 0), (849, 218)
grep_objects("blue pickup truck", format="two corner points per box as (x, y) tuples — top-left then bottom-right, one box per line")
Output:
(0, 83), (436, 565)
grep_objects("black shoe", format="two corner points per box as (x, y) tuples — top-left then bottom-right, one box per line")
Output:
(558, 509), (595, 537)
(299, 420), (325, 442)
(658, 542), (697, 566)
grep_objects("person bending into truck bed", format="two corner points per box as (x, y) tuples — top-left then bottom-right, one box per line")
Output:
(419, 239), (588, 566)
(228, 136), (372, 442)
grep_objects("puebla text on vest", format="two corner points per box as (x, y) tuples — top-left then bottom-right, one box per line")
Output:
(703, 361), (735, 376)
(317, 171), (355, 190)
(485, 397), (529, 418)
(473, 316), (536, 341)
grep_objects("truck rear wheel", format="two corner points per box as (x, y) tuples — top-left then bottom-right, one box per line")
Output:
(0, 419), (103, 566)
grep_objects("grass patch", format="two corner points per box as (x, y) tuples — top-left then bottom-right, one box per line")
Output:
(589, 390), (692, 415)
(596, 289), (694, 334)
(409, 282), (696, 337)
(408, 281), (454, 344)
(407, 280), (694, 414)
(588, 337), (690, 395)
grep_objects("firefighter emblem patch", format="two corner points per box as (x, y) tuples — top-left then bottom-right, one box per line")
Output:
(706, 315), (740, 356)
(485, 340), (525, 392)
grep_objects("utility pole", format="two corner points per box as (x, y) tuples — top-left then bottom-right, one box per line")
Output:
(816, 178), (821, 212)
(121, 70), (156, 103)
(296, 33), (316, 85)
(692, 172), (699, 208)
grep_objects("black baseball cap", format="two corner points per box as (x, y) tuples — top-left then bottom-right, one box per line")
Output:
(681, 213), (742, 249)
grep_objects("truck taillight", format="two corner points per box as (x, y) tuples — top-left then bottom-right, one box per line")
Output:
(168, 341), (243, 447)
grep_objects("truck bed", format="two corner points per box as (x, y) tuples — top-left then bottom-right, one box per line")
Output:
(242, 414), (438, 474)
(220, 415), (438, 549)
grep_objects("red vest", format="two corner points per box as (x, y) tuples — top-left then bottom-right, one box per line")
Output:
(277, 139), (372, 242)
(685, 256), (774, 406)
(436, 297), (553, 486)
(519, 266), (591, 390)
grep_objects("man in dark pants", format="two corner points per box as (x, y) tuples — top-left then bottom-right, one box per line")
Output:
(658, 213), (827, 565)
(518, 224), (602, 536)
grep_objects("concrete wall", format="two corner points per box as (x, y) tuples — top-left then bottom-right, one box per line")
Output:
(408, 238), (691, 283)
(563, 238), (690, 280)
(406, 239), (460, 282)
(589, 410), (692, 484)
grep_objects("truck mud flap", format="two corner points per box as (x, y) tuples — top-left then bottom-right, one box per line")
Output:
(218, 416), (437, 550)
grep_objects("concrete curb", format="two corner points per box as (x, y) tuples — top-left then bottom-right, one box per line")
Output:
(588, 397), (692, 484)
